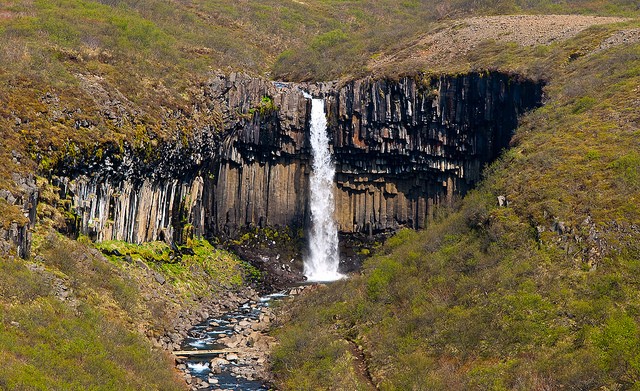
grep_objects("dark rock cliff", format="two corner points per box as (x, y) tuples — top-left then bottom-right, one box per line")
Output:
(326, 73), (542, 233)
(204, 74), (311, 237)
(50, 72), (542, 247)
(1, 175), (38, 258)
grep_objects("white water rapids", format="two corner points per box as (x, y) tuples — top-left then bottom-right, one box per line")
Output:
(304, 96), (344, 282)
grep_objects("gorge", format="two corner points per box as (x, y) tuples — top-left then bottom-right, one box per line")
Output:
(0, 4), (636, 389)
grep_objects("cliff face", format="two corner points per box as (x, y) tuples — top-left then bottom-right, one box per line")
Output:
(204, 75), (311, 237)
(0, 175), (38, 258)
(327, 74), (542, 233)
(53, 72), (542, 245)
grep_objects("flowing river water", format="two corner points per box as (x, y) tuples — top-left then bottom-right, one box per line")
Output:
(177, 292), (289, 391)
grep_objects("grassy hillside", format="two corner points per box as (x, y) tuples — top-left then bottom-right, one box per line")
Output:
(0, 236), (183, 390)
(272, 20), (640, 390)
(0, 180), (257, 389)
(0, 0), (637, 212)
(0, 231), (257, 389)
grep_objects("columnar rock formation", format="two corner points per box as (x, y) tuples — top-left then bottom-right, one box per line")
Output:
(0, 175), (38, 257)
(326, 74), (541, 233)
(54, 72), (543, 245)
(58, 175), (206, 244)
(206, 75), (311, 236)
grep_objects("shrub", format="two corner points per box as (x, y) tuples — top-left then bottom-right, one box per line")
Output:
(610, 153), (640, 191)
(593, 312), (640, 384)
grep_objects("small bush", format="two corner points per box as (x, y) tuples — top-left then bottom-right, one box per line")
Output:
(610, 153), (640, 191)
(0, 258), (51, 302)
(572, 96), (597, 114)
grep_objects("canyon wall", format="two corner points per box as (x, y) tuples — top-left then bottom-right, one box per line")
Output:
(204, 75), (311, 236)
(54, 72), (542, 245)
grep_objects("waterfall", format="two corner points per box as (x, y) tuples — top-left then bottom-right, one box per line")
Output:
(304, 97), (343, 282)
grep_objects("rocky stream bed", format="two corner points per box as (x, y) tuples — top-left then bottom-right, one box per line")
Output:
(175, 287), (307, 390)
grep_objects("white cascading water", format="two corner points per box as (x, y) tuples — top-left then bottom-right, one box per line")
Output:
(304, 96), (343, 282)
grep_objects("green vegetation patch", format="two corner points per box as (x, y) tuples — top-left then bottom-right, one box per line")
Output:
(249, 96), (280, 117)
(272, 32), (640, 391)
(0, 251), (183, 390)
(0, 297), (182, 390)
(95, 238), (255, 292)
(0, 228), (260, 389)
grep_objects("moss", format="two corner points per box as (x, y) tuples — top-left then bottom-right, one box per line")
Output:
(0, 199), (29, 229)
(95, 239), (247, 293)
(357, 248), (370, 256)
(249, 95), (279, 117)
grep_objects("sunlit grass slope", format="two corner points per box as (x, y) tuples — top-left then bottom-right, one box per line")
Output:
(0, 190), (255, 389)
(272, 25), (640, 391)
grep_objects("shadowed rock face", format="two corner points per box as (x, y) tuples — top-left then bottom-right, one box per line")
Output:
(1, 175), (38, 258)
(327, 74), (543, 233)
(53, 72), (543, 246)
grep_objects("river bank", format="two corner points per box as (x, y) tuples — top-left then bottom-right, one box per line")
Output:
(174, 286), (310, 390)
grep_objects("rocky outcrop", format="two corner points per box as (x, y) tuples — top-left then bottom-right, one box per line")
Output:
(53, 72), (542, 246)
(58, 174), (206, 243)
(54, 74), (313, 244)
(203, 75), (313, 236)
(0, 174), (38, 258)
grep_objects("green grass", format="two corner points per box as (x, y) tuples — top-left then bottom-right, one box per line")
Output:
(0, 256), (183, 390)
(95, 238), (256, 293)
(0, 225), (258, 389)
(0, 298), (183, 390)
(272, 27), (640, 391)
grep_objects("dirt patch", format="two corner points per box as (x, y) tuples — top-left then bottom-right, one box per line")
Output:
(370, 15), (629, 72)
(0, 11), (16, 20)
(440, 15), (626, 47)
(346, 338), (376, 390)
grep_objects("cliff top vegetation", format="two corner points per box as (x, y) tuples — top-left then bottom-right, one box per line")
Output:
(0, 0), (637, 215)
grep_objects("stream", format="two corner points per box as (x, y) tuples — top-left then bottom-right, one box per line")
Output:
(177, 292), (289, 391)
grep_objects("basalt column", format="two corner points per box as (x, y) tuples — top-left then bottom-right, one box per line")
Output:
(326, 73), (543, 234)
(53, 72), (542, 246)
(203, 76), (312, 237)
